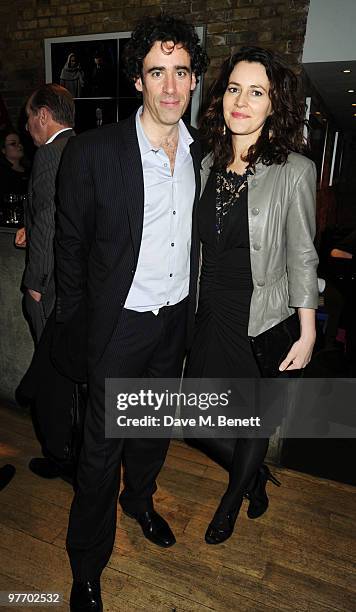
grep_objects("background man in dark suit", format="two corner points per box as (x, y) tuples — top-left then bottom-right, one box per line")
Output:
(21, 84), (75, 343)
(55, 15), (208, 611)
(17, 84), (75, 480)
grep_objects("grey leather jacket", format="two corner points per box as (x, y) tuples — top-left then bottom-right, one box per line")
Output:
(200, 152), (319, 337)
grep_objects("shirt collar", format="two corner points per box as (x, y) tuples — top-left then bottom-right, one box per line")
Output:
(45, 127), (72, 145)
(135, 106), (193, 156)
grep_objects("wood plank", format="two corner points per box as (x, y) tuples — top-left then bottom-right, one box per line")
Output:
(220, 563), (310, 611)
(0, 462), (74, 510)
(328, 511), (356, 537)
(261, 520), (356, 565)
(0, 524), (72, 607)
(103, 570), (216, 611)
(1, 404), (356, 612)
(109, 545), (269, 611)
(264, 562), (356, 611)
(262, 527), (356, 591)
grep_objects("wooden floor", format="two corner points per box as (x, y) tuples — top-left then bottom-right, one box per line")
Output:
(1, 404), (356, 612)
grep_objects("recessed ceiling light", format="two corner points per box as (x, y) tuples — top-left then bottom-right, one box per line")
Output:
(354, 113), (356, 117)
(315, 111), (321, 115)
(343, 69), (351, 73)
(352, 103), (356, 107)
(348, 89), (355, 93)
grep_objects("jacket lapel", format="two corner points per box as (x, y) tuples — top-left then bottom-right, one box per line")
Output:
(116, 114), (144, 261)
(189, 136), (202, 205)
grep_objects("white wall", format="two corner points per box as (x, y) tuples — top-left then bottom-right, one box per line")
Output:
(303, 0), (356, 63)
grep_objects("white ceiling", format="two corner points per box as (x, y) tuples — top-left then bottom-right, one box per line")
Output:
(302, 0), (356, 134)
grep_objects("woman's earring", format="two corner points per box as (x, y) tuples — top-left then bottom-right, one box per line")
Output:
(222, 124), (226, 136)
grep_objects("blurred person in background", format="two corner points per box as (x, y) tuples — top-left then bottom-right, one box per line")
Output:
(15, 84), (76, 484)
(0, 130), (30, 198)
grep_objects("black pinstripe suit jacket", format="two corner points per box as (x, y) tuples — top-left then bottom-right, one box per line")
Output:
(23, 129), (75, 317)
(55, 113), (201, 369)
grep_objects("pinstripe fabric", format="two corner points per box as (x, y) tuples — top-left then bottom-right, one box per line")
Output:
(23, 129), (75, 319)
(55, 113), (201, 369)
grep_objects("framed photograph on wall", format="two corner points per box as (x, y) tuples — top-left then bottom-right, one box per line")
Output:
(44, 28), (205, 133)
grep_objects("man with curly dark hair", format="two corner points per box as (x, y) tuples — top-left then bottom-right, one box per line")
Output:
(122, 14), (208, 84)
(55, 14), (208, 611)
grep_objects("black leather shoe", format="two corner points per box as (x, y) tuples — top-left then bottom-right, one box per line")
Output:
(205, 498), (242, 545)
(28, 457), (74, 484)
(29, 457), (61, 478)
(70, 580), (102, 611)
(245, 465), (281, 519)
(123, 509), (176, 547)
(0, 464), (16, 491)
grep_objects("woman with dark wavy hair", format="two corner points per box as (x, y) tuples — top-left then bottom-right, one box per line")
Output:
(185, 47), (319, 544)
(0, 130), (29, 198)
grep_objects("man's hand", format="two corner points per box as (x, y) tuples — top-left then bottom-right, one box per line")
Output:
(28, 289), (42, 302)
(15, 227), (26, 248)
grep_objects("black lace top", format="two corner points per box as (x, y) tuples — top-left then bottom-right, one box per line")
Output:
(215, 168), (252, 236)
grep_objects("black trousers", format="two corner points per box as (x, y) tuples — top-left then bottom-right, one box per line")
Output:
(67, 299), (187, 581)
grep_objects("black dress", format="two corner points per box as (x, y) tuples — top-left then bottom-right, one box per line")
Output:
(186, 168), (269, 515)
(187, 168), (260, 379)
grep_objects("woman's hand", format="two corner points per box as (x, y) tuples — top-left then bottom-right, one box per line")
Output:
(279, 307), (316, 371)
(279, 334), (315, 371)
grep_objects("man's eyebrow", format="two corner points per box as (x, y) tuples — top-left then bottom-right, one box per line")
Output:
(146, 65), (191, 74)
(228, 80), (268, 92)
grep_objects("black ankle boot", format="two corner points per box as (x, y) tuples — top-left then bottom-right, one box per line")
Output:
(205, 497), (243, 545)
(245, 464), (281, 519)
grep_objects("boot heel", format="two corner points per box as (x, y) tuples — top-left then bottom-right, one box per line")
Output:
(265, 467), (281, 487)
(246, 464), (281, 520)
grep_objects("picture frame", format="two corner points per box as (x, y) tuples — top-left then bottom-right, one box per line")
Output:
(44, 28), (206, 132)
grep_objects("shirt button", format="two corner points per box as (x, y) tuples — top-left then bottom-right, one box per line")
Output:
(171, 242), (174, 247)
(169, 273), (173, 277)
(166, 301), (170, 305)
(253, 243), (261, 251)
(173, 211), (176, 215)
(251, 179), (258, 187)
(257, 280), (265, 287)
(164, 163), (168, 168)
(252, 207), (260, 215)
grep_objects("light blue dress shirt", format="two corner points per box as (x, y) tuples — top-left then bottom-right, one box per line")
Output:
(124, 107), (195, 312)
